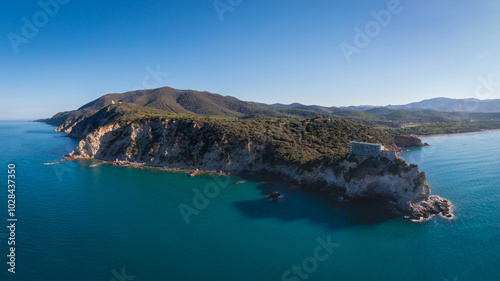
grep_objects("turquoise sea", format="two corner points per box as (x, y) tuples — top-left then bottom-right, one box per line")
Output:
(1, 121), (499, 281)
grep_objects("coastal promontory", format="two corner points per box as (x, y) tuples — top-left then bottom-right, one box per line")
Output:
(41, 87), (454, 220)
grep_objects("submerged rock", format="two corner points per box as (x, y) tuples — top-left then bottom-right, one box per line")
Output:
(266, 192), (284, 202)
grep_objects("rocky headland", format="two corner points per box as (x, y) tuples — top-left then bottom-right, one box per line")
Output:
(38, 87), (457, 221)
(54, 111), (452, 220)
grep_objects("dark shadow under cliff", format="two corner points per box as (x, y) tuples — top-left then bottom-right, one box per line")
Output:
(232, 173), (401, 230)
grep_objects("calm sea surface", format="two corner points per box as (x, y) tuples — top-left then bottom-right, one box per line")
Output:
(0, 121), (499, 280)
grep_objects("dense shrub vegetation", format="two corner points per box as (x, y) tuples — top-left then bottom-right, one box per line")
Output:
(386, 120), (500, 135)
(131, 116), (396, 168)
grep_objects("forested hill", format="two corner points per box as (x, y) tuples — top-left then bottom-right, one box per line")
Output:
(76, 86), (280, 118)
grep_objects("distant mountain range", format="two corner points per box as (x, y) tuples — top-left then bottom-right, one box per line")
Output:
(367, 97), (500, 113)
(272, 97), (500, 113)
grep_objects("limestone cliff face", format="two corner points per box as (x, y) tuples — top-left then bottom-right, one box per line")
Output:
(42, 109), (97, 139)
(70, 119), (268, 171)
(69, 119), (452, 220)
(343, 169), (450, 219)
(54, 116), (91, 138)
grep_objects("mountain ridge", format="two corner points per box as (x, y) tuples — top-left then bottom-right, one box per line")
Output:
(342, 97), (500, 113)
(264, 97), (500, 113)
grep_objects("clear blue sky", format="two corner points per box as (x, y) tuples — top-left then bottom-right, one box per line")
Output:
(1, 0), (499, 120)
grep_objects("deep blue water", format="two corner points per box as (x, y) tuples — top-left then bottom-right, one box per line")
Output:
(0, 121), (499, 280)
